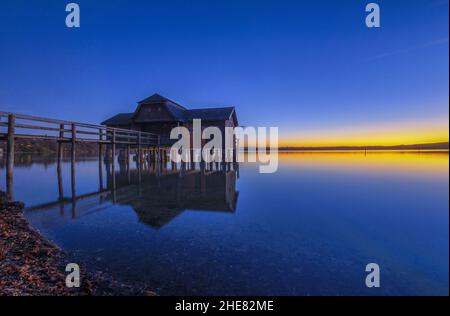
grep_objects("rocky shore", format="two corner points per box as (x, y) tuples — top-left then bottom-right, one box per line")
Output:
(0, 191), (156, 296)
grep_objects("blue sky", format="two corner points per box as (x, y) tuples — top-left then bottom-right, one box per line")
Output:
(0, 0), (448, 145)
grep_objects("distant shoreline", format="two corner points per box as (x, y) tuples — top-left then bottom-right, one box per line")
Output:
(0, 141), (448, 156)
(246, 142), (449, 152)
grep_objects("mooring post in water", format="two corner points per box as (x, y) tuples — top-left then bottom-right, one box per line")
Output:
(6, 114), (15, 200)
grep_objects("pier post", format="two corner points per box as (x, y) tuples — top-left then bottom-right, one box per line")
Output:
(71, 123), (76, 164)
(233, 137), (237, 162)
(112, 129), (116, 198)
(126, 145), (131, 182)
(200, 160), (205, 174)
(57, 165), (64, 202)
(70, 124), (76, 217)
(137, 131), (142, 169)
(157, 135), (161, 166)
(57, 124), (64, 200)
(99, 129), (103, 161)
(126, 145), (130, 166)
(105, 158), (111, 187)
(190, 149), (195, 170)
(98, 128), (103, 191)
(6, 114), (15, 200)
(201, 172), (206, 196)
(111, 129), (116, 163)
(137, 161), (142, 197)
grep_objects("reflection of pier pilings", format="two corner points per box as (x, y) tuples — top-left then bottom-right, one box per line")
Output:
(30, 155), (239, 228)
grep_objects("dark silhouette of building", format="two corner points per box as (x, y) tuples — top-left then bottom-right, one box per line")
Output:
(101, 93), (239, 146)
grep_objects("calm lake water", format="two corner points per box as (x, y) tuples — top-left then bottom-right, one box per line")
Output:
(1, 151), (448, 295)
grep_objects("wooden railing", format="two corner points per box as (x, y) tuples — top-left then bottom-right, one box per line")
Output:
(0, 111), (160, 199)
(0, 112), (159, 146)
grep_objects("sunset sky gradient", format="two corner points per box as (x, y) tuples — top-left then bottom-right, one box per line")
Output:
(0, 0), (448, 147)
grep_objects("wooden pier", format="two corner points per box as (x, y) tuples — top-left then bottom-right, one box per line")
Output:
(0, 111), (161, 200)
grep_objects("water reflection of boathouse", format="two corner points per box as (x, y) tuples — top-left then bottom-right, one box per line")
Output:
(26, 158), (239, 229)
(112, 167), (238, 228)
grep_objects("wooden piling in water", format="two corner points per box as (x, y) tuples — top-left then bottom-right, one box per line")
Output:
(126, 145), (131, 184)
(58, 124), (65, 161)
(126, 145), (130, 167)
(57, 164), (64, 201)
(98, 128), (103, 162)
(98, 128), (103, 190)
(6, 114), (15, 199)
(70, 123), (76, 214)
(111, 129), (116, 162)
(71, 123), (76, 163)
(137, 131), (142, 169)
(57, 124), (64, 200)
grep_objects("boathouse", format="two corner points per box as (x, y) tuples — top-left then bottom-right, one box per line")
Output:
(101, 93), (239, 147)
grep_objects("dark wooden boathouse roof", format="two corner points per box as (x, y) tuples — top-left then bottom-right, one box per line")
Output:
(102, 113), (134, 126)
(101, 93), (238, 126)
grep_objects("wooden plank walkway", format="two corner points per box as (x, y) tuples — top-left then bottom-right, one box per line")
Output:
(0, 111), (161, 200)
(0, 111), (238, 201)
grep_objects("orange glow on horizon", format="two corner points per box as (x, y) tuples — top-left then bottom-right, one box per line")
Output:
(278, 118), (449, 147)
